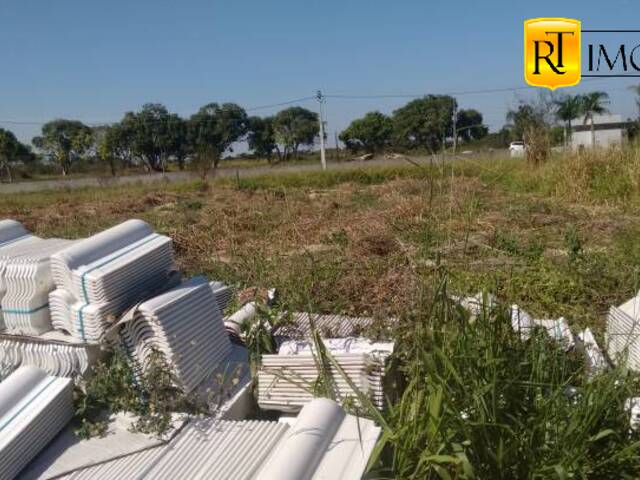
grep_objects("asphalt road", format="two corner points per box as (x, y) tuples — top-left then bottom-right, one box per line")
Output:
(0, 156), (440, 194)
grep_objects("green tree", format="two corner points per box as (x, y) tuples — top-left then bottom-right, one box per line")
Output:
(455, 109), (488, 142)
(247, 116), (278, 163)
(32, 120), (93, 176)
(0, 128), (34, 182)
(95, 124), (136, 176)
(339, 111), (393, 154)
(187, 103), (248, 177)
(506, 104), (547, 142)
(506, 99), (554, 165)
(392, 95), (456, 152)
(580, 91), (609, 148)
(116, 104), (187, 172)
(554, 94), (583, 147)
(273, 107), (318, 160)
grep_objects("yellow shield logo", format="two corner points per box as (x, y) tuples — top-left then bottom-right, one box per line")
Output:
(524, 18), (581, 90)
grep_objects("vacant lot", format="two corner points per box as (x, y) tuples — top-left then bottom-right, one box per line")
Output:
(3, 150), (640, 335)
(5, 148), (640, 477)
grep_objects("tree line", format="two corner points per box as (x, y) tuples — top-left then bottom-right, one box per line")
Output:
(37, 103), (321, 178)
(0, 103), (323, 180)
(339, 95), (488, 154)
(1, 87), (637, 181)
(0, 95), (491, 181)
(503, 90), (622, 164)
(506, 91), (610, 148)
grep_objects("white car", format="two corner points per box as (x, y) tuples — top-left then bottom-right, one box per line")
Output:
(509, 141), (525, 158)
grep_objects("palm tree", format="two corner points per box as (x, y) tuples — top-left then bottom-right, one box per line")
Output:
(554, 95), (583, 147)
(581, 91), (610, 148)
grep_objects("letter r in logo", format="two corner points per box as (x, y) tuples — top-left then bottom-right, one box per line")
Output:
(525, 18), (581, 90)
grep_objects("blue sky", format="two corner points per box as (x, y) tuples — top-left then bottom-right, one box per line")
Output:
(0, 0), (638, 144)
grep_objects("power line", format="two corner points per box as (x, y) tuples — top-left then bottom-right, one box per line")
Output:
(0, 96), (317, 128)
(323, 78), (618, 100)
(324, 86), (530, 99)
(0, 120), (52, 126)
(0, 78), (634, 128)
(245, 96), (315, 112)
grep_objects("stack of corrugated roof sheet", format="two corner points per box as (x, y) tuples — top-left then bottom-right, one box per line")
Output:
(49, 220), (175, 342)
(0, 220), (36, 329)
(258, 352), (385, 412)
(0, 332), (100, 381)
(272, 312), (378, 339)
(278, 337), (394, 361)
(29, 398), (379, 480)
(606, 293), (640, 370)
(209, 281), (234, 313)
(0, 366), (73, 480)
(120, 276), (232, 393)
(1, 239), (73, 336)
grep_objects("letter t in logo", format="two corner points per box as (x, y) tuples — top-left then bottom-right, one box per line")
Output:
(533, 31), (575, 74)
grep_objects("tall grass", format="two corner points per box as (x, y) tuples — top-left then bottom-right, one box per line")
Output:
(5, 146), (640, 209)
(455, 146), (640, 206)
(365, 276), (640, 479)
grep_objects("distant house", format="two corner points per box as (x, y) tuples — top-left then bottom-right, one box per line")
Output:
(571, 114), (628, 150)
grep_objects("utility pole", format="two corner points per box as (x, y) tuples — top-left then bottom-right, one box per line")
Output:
(452, 102), (458, 156)
(316, 90), (327, 171)
(334, 130), (340, 161)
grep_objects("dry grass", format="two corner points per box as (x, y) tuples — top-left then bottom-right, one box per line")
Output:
(3, 149), (640, 334)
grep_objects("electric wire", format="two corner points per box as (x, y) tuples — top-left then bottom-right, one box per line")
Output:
(0, 77), (634, 128)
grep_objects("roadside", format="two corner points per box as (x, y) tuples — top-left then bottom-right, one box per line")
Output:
(0, 155), (446, 194)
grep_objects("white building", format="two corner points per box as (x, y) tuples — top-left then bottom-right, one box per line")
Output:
(571, 113), (627, 150)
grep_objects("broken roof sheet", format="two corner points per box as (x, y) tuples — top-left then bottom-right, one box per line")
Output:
(29, 398), (378, 480)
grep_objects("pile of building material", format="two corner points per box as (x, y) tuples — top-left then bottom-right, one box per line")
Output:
(1, 239), (73, 336)
(510, 304), (575, 349)
(0, 220), (37, 328)
(272, 312), (379, 339)
(0, 366), (73, 480)
(606, 293), (640, 371)
(0, 332), (101, 381)
(0, 217), (385, 479)
(259, 398), (380, 480)
(49, 220), (175, 342)
(209, 281), (234, 313)
(26, 398), (379, 480)
(120, 276), (232, 393)
(451, 291), (497, 321)
(258, 352), (385, 412)
(627, 397), (640, 432)
(576, 328), (608, 374)
(455, 293), (574, 345)
(278, 336), (394, 360)
(455, 294), (610, 374)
